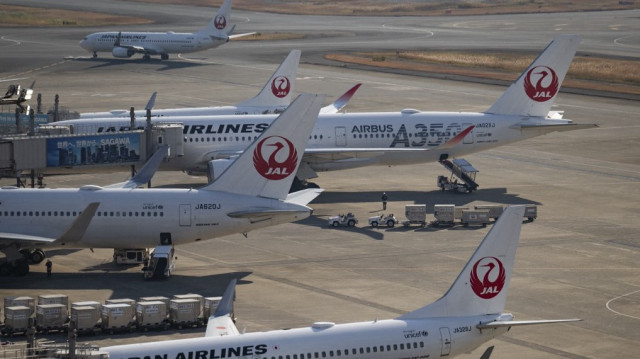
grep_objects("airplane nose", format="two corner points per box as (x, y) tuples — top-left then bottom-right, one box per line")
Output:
(79, 38), (89, 50)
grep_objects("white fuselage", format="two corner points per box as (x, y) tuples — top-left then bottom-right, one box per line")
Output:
(103, 315), (509, 359)
(79, 31), (224, 55)
(56, 111), (565, 176)
(79, 105), (288, 119)
(0, 187), (310, 249)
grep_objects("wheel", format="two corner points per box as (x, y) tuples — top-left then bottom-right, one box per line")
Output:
(347, 220), (355, 227)
(161, 53), (169, 60)
(371, 221), (378, 227)
(386, 220), (395, 228)
(92, 52), (97, 58)
(30, 249), (46, 264)
(331, 222), (339, 227)
(143, 54), (151, 60)
(0, 263), (11, 276)
(12, 260), (29, 276)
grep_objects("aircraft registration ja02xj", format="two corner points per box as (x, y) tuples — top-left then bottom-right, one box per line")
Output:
(55, 35), (596, 186)
(0, 94), (325, 276)
(101, 206), (581, 359)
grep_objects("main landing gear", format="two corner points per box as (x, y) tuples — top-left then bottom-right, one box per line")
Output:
(0, 248), (46, 276)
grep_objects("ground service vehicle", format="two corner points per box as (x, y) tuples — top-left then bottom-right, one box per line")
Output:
(328, 213), (358, 227)
(369, 214), (399, 228)
(143, 246), (175, 280)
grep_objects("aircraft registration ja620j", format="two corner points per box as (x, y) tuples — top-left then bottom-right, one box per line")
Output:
(56, 35), (596, 183)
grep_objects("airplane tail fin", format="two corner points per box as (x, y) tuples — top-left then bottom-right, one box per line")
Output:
(201, 0), (233, 39)
(485, 35), (581, 118)
(235, 50), (301, 110)
(320, 83), (362, 114)
(399, 206), (525, 319)
(201, 94), (325, 200)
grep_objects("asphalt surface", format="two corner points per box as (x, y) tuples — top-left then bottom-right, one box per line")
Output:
(0, 2), (639, 358)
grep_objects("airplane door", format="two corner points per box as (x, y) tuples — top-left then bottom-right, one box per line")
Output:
(462, 123), (474, 144)
(335, 126), (347, 147)
(179, 204), (191, 226)
(439, 327), (451, 356)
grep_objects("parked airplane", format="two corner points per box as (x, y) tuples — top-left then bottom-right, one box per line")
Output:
(57, 35), (595, 187)
(102, 206), (581, 359)
(0, 94), (325, 276)
(79, 50), (360, 118)
(79, 0), (254, 60)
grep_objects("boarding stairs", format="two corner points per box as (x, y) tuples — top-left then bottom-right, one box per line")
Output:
(438, 158), (479, 192)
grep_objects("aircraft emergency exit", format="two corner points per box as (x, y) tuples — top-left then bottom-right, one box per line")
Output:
(79, 0), (254, 60)
(57, 35), (595, 185)
(102, 206), (581, 359)
(0, 94), (325, 276)
(79, 50), (360, 118)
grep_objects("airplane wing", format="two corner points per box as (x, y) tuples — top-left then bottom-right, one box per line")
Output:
(477, 318), (582, 329)
(227, 208), (311, 223)
(285, 188), (324, 206)
(320, 83), (362, 114)
(0, 202), (100, 249)
(205, 279), (239, 337)
(105, 145), (169, 189)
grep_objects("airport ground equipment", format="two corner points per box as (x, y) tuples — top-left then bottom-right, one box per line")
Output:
(136, 301), (169, 330)
(113, 249), (149, 264)
(369, 213), (399, 228)
(328, 213), (358, 227)
(143, 245), (175, 280)
(169, 299), (202, 329)
(4, 296), (35, 317)
(70, 305), (101, 335)
(524, 204), (537, 221)
(473, 205), (504, 221)
(402, 205), (427, 227)
(38, 294), (68, 309)
(35, 304), (68, 333)
(203, 297), (223, 319)
(1, 306), (30, 336)
(101, 304), (135, 334)
(460, 210), (491, 227)
(437, 158), (479, 193)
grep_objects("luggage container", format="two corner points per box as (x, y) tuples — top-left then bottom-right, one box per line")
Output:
(169, 299), (201, 328)
(71, 301), (102, 313)
(433, 204), (455, 226)
(454, 206), (469, 220)
(172, 294), (203, 318)
(2, 306), (30, 336)
(136, 301), (168, 330)
(473, 205), (504, 221)
(105, 298), (136, 309)
(4, 296), (35, 317)
(461, 210), (491, 227)
(71, 305), (101, 335)
(203, 297), (222, 319)
(35, 304), (67, 333)
(38, 294), (69, 309)
(403, 205), (427, 227)
(139, 296), (170, 312)
(101, 304), (135, 333)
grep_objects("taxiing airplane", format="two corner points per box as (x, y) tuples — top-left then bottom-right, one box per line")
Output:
(79, 50), (361, 118)
(58, 35), (595, 187)
(0, 94), (325, 276)
(79, 0), (254, 60)
(102, 206), (581, 359)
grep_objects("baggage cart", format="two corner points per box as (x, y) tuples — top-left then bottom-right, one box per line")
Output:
(433, 204), (456, 227)
(4, 296), (34, 317)
(2, 306), (30, 336)
(403, 205), (427, 227)
(461, 210), (491, 227)
(101, 304), (135, 334)
(71, 305), (101, 335)
(473, 205), (504, 221)
(203, 297), (222, 319)
(35, 304), (67, 333)
(38, 294), (68, 309)
(169, 299), (201, 328)
(172, 294), (203, 318)
(524, 205), (537, 222)
(136, 301), (168, 330)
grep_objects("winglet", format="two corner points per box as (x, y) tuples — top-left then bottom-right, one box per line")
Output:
(105, 145), (169, 189)
(145, 92), (157, 111)
(55, 202), (100, 245)
(320, 83), (362, 114)
(205, 279), (240, 337)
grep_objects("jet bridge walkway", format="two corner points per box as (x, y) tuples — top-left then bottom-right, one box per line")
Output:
(438, 158), (479, 193)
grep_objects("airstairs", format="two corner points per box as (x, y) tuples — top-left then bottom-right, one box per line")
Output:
(437, 158), (479, 193)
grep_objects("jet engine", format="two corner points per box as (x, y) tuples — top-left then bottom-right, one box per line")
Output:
(112, 47), (135, 58)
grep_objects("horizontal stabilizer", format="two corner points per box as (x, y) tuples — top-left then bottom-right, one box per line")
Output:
(227, 208), (311, 222)
(285, 188), (324, 206)
(477, 318), (582, 329)
(205, 279), (240, 337)
(517, 123), (598, 134)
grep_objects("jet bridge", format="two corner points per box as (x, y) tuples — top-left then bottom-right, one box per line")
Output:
(0, 124), (184, 181)
(437, 158), (479, 193)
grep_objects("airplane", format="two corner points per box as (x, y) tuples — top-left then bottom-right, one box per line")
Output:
(0, 94), (325, 276)
(101, 206), (581, 359)
(55, 35), (595, 188)
(79, 0), (254, 60)
(79, 50), (361, 118)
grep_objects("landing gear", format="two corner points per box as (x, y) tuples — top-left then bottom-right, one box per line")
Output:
(0, 260), (30, 276)
(143, 54), (151, 60)
(92, 52), (98, 58)
(160, 53), (169, 60)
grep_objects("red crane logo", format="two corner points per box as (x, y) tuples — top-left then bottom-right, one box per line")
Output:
(271, 76), (291, 98)
(523, 66), (559, 102)
(470, 256), (506, 299)
(214, 15), (227, 30)
(253, 136), (298, 180)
